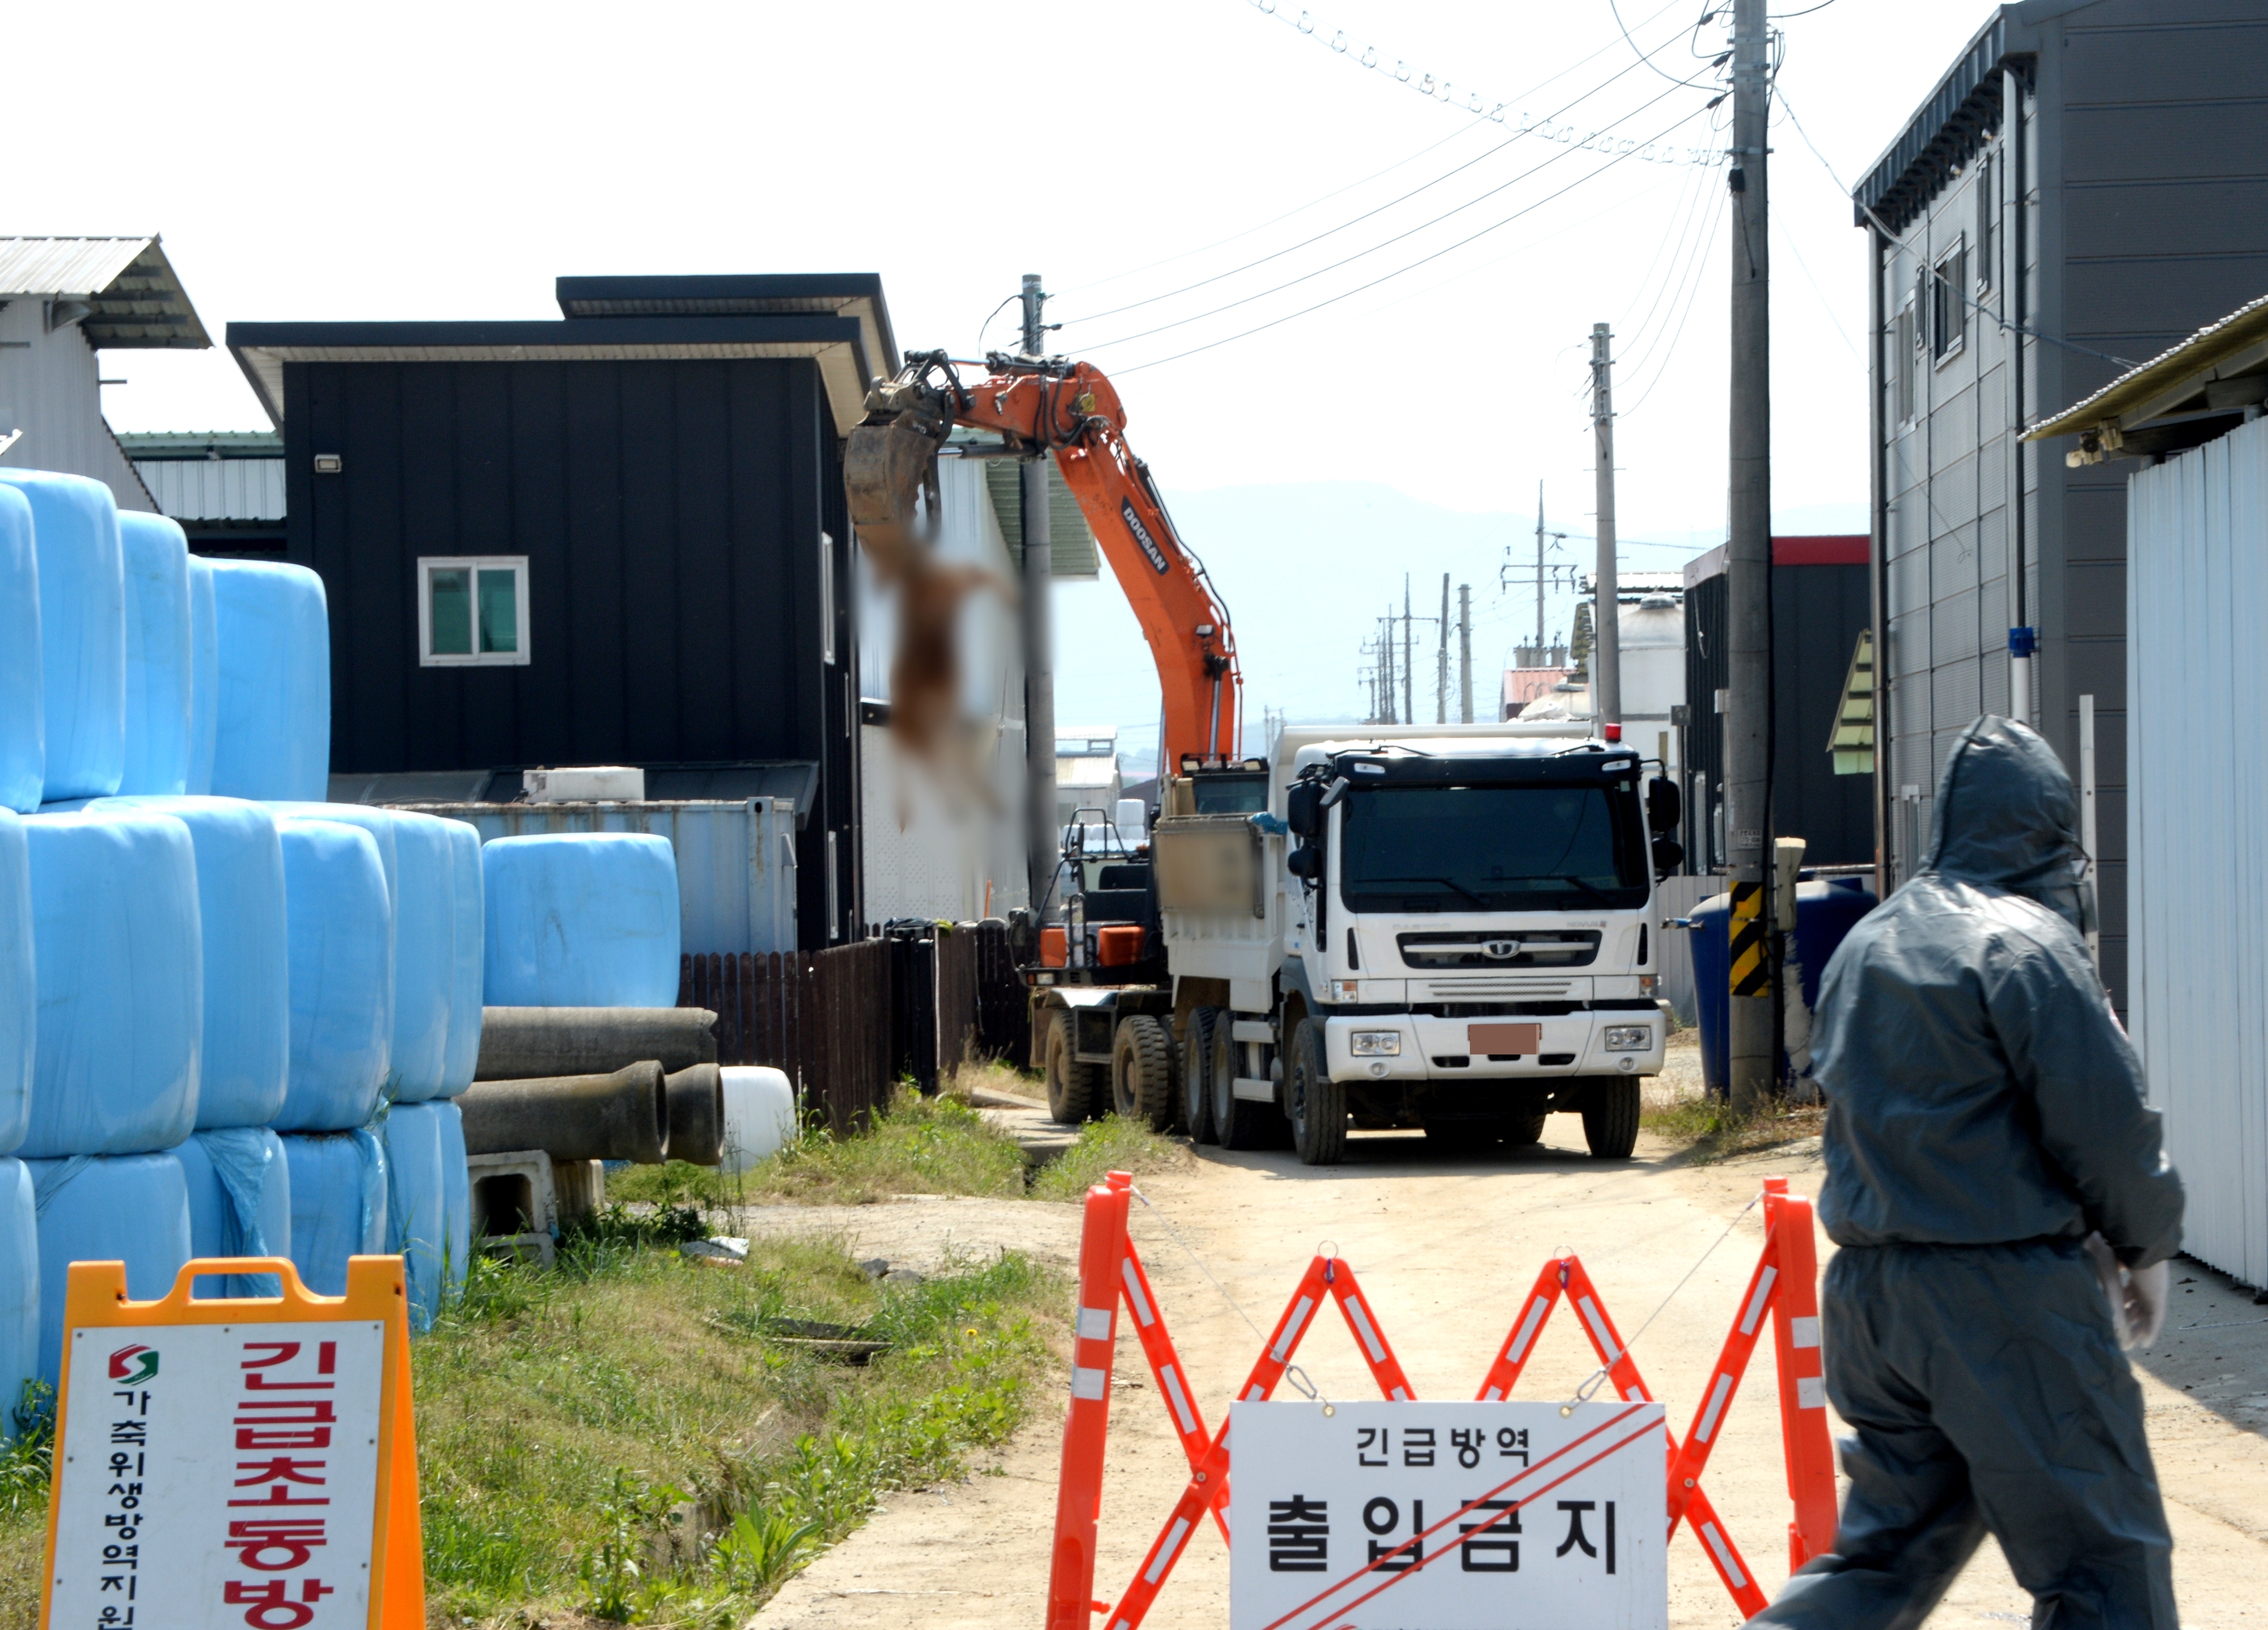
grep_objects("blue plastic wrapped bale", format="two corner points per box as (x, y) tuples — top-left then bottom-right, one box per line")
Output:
(116, 512), (193, 797)
(186, 556), (218, 797)
(281, 1130), (388, 1298)
(208, 560), (329, 803)
(0, 471), (122, 804)
(438, 821), (484, 1097)
(86, 796), (289, 1130)
(381, 1104), (448, 1329)
(22, 813), (200, 1157)
(176, 1128), (291, 1298)
(431, 1099), (469, 1293)
(0, 486), (41, 815)
(0, 1160), (35, 1439)
(483, 833), (682, 1008)
(0, 816), (28, 1158)
(274, 805), (455, 1099)
(25, 1152), (191, 1391)
(275, 820), (392, 1133)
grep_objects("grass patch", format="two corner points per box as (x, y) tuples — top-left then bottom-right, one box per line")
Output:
(1641, 1095), (1827, 1164)
(610, 1090), (1028, 1210)
(0, 1238), (1061, 1630)
(1031, 1114), (1190, 1201)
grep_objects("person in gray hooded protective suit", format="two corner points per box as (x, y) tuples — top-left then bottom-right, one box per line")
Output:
(1749, 715), (2185, 1630)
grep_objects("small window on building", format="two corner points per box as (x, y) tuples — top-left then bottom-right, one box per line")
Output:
(418, 556), (530, 666)
(1975, 154), (1995, 293)
(1894, 302), (1916, 423)
(1932, 238), (1966, 362)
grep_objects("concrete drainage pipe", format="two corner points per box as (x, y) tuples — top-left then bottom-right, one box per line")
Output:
(474, 1007), (718, 1082)
(456, 1061), (670, 1163)
(664, 1063), (727, 1167)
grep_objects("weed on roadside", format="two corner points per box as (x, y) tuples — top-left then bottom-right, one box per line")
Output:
(1031, 1114), (1189, 1201)
(699, 1090), (1029, 1207)
(1641, 1096), (1826, 1163)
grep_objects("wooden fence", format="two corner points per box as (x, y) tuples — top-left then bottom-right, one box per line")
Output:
(677, 940), (892, 1134)
(678, 922), (1030, 1133)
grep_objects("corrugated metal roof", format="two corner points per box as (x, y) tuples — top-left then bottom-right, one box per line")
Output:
(2025, 289), (2268, 442)
(555, 274), (896, 385)
(131, 455), (286, 522)
(0, 236), (210, 350)
(982, 453), (1099, 580)
(1851, 11), (2015, 235)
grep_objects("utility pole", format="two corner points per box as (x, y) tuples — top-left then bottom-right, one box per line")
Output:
(1458, 583), (1474, 722)
(1436, 574), (1451, 723)
(1018, 273), (1059, 921)
(1725, 0), (1776, 1114)
(1379, 612), (1397, 724)
(1401, 577), (1414, 727)
(1589, 323), (1623, 731)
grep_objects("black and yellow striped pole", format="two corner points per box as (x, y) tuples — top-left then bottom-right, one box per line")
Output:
(1729, 880), (1770, 999)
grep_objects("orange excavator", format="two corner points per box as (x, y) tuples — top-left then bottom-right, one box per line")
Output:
(847, 348), (1263, 1125)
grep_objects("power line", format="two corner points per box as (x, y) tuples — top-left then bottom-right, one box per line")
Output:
(1084, 77), (1707, 355)
(1114, 100), (1719, 374)
(1241, 0), (1692, 125)
(1063, 19), (1717, 330)
(1618, 171), (1727, 417)
(1608, 0), (1725, 88)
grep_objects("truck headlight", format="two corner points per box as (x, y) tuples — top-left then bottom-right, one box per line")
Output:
(1603, 1025), (1652, 1052)
(1349, 1031), (1402, 1057)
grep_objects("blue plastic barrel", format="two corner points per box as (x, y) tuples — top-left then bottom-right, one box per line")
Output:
(176, 1128), (292, 1297)
(1689, 877), (1877, 1100)
(117, 513), (193, 797)
(1, 471), (123, 804)
(25, 1152), (192, 1389)
(0, 486), (41, 815)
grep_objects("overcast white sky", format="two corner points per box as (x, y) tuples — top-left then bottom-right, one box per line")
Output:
(19, 0), (1996, 758)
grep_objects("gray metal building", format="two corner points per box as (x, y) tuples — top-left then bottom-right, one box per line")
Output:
(1856, 0), (2268, 1006)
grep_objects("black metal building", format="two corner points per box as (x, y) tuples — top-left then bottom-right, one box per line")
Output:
(226, 273), (896, 947)
(1682, 538), (1875, 872)
(1856, 0), (2268, 1004)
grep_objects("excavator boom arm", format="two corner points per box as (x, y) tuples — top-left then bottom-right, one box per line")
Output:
(847, 352), (1241, 770)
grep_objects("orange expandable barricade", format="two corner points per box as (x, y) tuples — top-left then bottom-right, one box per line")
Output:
(1043, 1173), (1838, 1629)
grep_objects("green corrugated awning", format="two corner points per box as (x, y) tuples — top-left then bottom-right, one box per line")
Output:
(984, 453), (1099, 580)
(1828, 628), (1875, 775)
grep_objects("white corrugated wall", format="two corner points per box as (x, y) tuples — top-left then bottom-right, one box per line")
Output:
(2129, 414), (2268, 1286)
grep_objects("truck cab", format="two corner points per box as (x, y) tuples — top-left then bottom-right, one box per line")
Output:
(1157, 724), (1682, 1164)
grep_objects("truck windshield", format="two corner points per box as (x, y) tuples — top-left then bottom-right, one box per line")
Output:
(1338, 783), (1648, 913)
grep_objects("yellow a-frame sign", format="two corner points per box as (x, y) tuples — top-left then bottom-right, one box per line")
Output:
(39, 1256), (422, 1630)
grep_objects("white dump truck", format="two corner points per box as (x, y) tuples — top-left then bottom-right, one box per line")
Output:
(1140, 722), (1683, 1164)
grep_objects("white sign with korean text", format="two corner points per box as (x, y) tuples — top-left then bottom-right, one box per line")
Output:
(1229, 1400), (1667, 1630)
(49, 1321), (387, 1630)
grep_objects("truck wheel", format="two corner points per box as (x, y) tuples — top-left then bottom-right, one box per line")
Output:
(1045, 1019), (1105, 1124)
(1112, 1015), (1177, 1131)
(1183, 1009), (1220, 1145)
(1582, 1076), (1642, 1160)
(1287, 1020), (1347, 1166)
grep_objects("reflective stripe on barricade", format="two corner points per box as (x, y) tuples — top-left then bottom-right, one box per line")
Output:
(1044, 1170), (1839, 1629)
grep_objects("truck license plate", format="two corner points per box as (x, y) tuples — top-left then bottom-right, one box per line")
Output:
(1467, 1022), (1541, 1055)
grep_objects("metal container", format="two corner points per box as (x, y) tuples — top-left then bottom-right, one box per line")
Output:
(406, 799), (797, 957)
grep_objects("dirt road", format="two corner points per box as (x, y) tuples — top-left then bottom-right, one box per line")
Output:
(754, 1103), (2268, 1628)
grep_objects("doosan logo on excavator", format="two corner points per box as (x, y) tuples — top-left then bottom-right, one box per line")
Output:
(1120, 499), (1172, 575)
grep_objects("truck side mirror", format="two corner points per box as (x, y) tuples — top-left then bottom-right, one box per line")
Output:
(1646, 776), (1682, 834)
(1651, 834), (1685, 877)
(1287, 844), (1322, 881)
(1286, 783), (1323, 838)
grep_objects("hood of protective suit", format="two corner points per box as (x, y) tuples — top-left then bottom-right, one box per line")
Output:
(1920, 715), (2095, 935)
